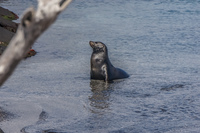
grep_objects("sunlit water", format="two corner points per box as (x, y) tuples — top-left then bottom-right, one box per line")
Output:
(1, 0), (200, 132)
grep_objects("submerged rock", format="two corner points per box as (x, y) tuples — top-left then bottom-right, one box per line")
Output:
(0, 128), (4, 133)
(161, 84), (184, 91)
(0, 107), (14, 122)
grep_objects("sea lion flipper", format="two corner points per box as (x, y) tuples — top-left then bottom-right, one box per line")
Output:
(102, 64), (108, 81)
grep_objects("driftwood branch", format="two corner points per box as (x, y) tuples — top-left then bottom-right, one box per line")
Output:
(0, 0), (72, 86)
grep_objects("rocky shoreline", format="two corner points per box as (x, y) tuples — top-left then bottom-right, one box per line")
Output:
(0, 6), (37, 133)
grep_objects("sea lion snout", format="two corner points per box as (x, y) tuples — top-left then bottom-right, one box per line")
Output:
(89, 41), (95, 48)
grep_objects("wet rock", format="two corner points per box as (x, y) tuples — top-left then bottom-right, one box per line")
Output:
(25, 49), (37, 58)
(0, 6), (19, 20)
(0, 6), (36, 57)
(43, 129), (67, 133)
(38, 110), (48, 122)
(0, 17), (18, 32)
(0, 26), (14, 45)
(0, 128), (4, 133)
(20, 110), (49, 133)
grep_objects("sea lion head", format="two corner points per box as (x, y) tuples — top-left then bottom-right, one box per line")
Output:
(89, 41), (107, 54)
(89, 41), (109, 71)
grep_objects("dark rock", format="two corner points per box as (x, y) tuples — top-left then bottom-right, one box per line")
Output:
(0, 26), (14, 43)
(0, 6), (36, 57)
(0, 128), (4, 133)
(0, 17), (18, 33)
(0, 6), (19, 20)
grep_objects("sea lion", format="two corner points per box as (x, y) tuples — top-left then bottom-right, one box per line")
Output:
(89, 41), (129, 81)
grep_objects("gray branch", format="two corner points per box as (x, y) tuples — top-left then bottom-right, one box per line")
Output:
(0, 0), (72, 86)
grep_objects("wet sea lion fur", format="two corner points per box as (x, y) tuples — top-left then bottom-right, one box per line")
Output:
(89, 41), (129, 81)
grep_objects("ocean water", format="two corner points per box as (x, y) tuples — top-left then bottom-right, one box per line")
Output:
(1, 0), (200, 132)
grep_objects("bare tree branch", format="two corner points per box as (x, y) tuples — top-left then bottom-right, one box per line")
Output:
(0, 0), (72, 86)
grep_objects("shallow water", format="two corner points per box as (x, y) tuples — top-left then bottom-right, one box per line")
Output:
(1, 0), (200, 132)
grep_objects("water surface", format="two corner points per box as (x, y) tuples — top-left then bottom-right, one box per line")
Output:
(0, 0), (200, 132)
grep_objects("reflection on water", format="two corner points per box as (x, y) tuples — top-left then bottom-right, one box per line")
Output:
(89, 80), (113, 114)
